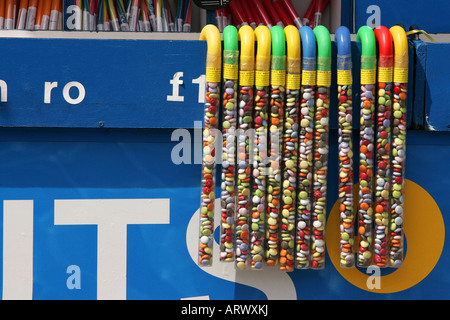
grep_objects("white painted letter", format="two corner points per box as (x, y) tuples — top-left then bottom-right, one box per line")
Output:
(54, 199), (170, 300)
(0, 80), (7, 102)
(171, 128), (192, 164)
(366, 5), (381, 28)
(167, 72), (184, 102)
(44, 81), (58, 104)
(2, 200), (34, 300)
(63, 81), (85, 105)
(366, 265), (382, 289)
(66, 265), (82, 290)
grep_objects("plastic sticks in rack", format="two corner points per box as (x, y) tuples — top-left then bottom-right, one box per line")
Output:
(336, 26), (355, 268)
(198, 25), (221, 267)
(61, 0), (192, 32)
(0, 0), (63, 30)
(310, 25), (331, 270)
(389, 25), (408, 268)
(373, 26), (393, 268)
(219, 25), (239, 263)
(295, 26), (316, 270)
(356, 26), (377, 267)
(279, 25), (300, 272)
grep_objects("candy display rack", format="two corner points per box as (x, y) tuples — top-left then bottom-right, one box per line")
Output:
(0, 0), (448, 301)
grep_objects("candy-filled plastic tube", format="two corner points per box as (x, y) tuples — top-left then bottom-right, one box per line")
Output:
(198, 25), (222, 267)
(374, 25), (394, 268)
(295, 26), (316, 269)
(220, 25), (239, 263)
(249, 25), (271, 269)
(336, 26), (355, 268)
(311, 25), (331, 270)
(279, 25), (300, 272)
(389, 25), (408, 268)
(356, 26), (377, 267)
(267, 25), (286, 269)
(235, 25), (255, 270)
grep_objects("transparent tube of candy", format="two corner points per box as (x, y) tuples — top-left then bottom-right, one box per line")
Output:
(198, 26), (222, 267)
(279, 31), (301, 272)
(219, 46), (239, 263)
(389, 31), (409, 267)
(295, 56), (316, 269)
(358, 54), (377, 267)
(337, 53), (355, 268)
(310, 56), (331, 270)
(373, 37), (393, 268)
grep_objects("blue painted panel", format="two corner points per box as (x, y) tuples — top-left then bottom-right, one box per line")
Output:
(355, 0), (450, 33)
(0, 128), (448, 300)
(0, 38), (206, 129)
(424, 43), (450, 131)
(410, 40), (427, 129)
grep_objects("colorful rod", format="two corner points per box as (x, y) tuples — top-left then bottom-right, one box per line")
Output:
(251, 0), (272, 28)
(16, 0), (29, 30)
(302, 0), (316, 27)
(310, 25), (331, 270)
(356, 26), (376, 267)
(240, 0), (257, 29)
(279, 0), (303, 28)
(279, 25), (300, 272)
(389, 25), (408, 268)
(311, 0), (329, 28)
(263, 0), (284, 28)
(25, 0), (39, 30)
(336, 26), (355, 268)
(374, 25), (394, 268)
(251, 25), (272, 268)
(295, 25), (316, 269)
(198, 25), (222, 267)
(235, 25), (255, 270)
(265, 26), (286, 268)
(115, 0), (129, 31)
(219, 25), (239, 263)
(182, 0), (192, 32)
(273, 1), (294, 27)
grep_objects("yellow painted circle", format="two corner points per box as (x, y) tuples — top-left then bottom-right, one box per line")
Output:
(326, 179), (445, 293)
